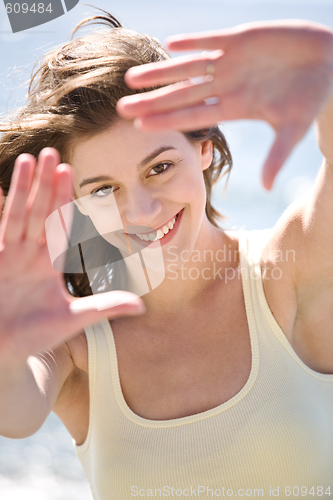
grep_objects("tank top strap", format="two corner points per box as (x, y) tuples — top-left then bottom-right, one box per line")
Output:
(238, 227), (278, 344)
(76, 320), (117, 455)
(238, 227), (273, 267)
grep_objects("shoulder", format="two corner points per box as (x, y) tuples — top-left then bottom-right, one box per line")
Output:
(44, 331), (88, 410)
(52, 330), (88, 416)
(223, 224), (298, 342)
(66, 329), (88, 374)
(255, 198), (333, 374)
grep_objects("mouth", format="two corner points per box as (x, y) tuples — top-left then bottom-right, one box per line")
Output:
(136, 211), (180, 241)
(125, 209), (183, 245)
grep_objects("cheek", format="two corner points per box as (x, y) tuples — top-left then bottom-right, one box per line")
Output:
(172, 169), (207, 208)
(88, 210), (128, 252)
(85, 204), (124, 236)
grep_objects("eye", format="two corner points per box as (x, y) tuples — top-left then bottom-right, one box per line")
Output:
(91, 184), (115, 198)
(90, 162), (173, 198)
(147, 162), (173, 177)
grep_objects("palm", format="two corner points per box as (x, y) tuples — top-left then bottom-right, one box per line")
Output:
(0, 240), (70, 357)
(214, 42), (330, 186)
(0, 149), (144, 364)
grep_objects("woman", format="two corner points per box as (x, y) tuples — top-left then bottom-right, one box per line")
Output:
(0, 9), (333, 499)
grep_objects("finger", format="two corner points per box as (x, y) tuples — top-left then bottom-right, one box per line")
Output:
(134, 101), (223, 132)
(68, 291), (146, 327)
(48, 163), (73, 218)
(25, 148), (61, 242)
(261, 124), (309, 191)
(166, 29), (237, 52)
(0, 154), (36, 244)
(131, 89), (254, 131)
(44, 164), (74, 269)
(40, 163), (73, 247)
(123, 50), (223, 90)
(118, 78), (216, 119)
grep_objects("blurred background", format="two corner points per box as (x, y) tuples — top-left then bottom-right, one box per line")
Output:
(0, 0), (332, 498)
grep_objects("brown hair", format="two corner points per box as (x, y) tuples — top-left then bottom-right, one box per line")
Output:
(0, 8), (232, 297)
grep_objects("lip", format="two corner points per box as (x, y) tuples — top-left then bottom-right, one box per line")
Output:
(127, 208), (184, 247)
(125, 211), (181, 236)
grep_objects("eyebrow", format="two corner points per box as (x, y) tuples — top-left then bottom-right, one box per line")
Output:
(79, 146), (176, 189)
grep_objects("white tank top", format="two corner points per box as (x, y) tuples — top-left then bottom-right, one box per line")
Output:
(74, 229), (333, 499)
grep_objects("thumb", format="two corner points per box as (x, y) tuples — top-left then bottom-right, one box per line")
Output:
(69, 290), (145, 325)
(261, 124), (308, 191)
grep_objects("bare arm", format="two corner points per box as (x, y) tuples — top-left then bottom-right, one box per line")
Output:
(0, 343), (74, 438)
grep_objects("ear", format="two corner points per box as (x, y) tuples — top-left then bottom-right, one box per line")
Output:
(200, 140), (213, 172)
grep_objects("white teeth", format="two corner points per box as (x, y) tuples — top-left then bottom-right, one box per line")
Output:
(135, 212), (179, 241)
(136, 233), (150, 241)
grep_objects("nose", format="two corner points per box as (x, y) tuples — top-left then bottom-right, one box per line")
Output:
(124, 185), (162, 229)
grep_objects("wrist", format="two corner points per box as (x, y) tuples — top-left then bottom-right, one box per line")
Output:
(0, 357), (29, 393)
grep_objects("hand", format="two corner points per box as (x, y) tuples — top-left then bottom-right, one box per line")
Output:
(0, 148), (145, 364)
(117, 20), (333, 190)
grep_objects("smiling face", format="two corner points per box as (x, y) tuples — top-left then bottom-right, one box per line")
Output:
(70, 119), (213, 261)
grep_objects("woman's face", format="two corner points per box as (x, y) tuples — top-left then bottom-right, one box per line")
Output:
(70, 120), (213, 259)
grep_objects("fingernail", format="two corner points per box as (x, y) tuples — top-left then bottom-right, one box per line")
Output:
(133, 118), (143, 129)
(127, 304), (146, 314)
(126, 300), (146, 312)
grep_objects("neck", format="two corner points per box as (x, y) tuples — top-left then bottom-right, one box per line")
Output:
(124, 219), (239, 322)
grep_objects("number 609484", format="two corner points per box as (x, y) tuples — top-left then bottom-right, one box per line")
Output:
(5, 3), (53, 14)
